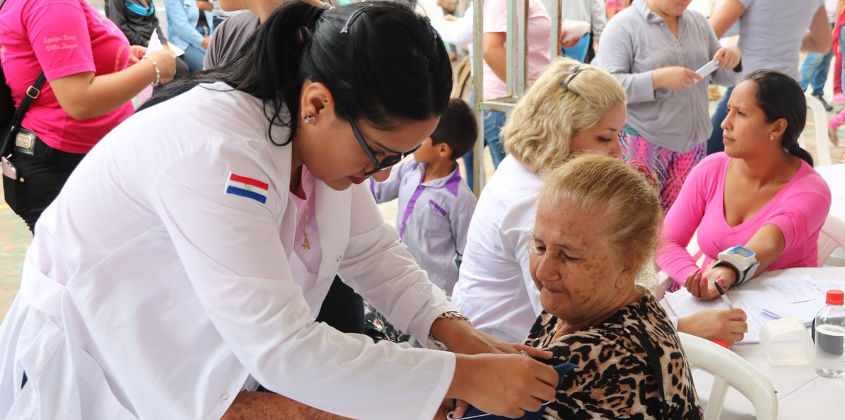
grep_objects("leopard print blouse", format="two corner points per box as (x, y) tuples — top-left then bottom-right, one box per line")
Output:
(523, 289), (703, 420)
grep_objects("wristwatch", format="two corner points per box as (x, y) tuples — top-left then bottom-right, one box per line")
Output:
(714, 245), (761, 287)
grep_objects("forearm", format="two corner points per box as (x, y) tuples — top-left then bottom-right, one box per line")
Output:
(53, 62), (157, 119)
(222, 391), (352, 420)
(657, 242), (700, 284)
(483, 41), (508, 84)
(803, 30), (833, 54)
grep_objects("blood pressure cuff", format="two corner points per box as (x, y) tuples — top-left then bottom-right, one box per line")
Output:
(458, 362), (577, 420)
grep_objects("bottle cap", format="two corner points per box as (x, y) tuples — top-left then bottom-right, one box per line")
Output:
(826, 289), (844, 305)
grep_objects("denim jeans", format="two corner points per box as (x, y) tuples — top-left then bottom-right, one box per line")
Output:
(800, 23), (835, 96)
(462, 110), (507, 190)
(182, 44), (206, 73)
(707, 86), (734, 155)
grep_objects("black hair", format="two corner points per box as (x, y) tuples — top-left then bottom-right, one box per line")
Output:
(430, 98), (477, 160)
(743, 70), (814, 166)
(141, 1), (452, 146)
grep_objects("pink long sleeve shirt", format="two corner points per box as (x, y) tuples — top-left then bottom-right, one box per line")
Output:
(657, 153), (831, 286)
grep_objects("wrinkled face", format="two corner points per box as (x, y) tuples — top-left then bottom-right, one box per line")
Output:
(648, 0), (692, 17)
(569, 101), (626, 159)
(297, 115), (438, 190)
(721, 80), (779, 158)
(529, 197), (626, 323)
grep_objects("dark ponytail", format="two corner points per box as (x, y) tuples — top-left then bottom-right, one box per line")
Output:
(141, 1), (451, 147)
(744, 70), (814, 166)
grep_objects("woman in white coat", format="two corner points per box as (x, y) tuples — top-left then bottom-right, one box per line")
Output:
(0, 3), (557, 419)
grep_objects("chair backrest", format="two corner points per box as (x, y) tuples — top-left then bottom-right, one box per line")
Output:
(818, 214), (845, 266)
(678, 332), (778, 420)
(802, 93), (832, 167)
(655, 231), (706, 299)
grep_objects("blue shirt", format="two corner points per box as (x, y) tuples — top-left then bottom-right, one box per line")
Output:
(371, 160), (476, 294)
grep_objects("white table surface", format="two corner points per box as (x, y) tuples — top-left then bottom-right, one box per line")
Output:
(664, 267), (845, 419)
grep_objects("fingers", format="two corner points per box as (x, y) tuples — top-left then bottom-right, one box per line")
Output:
(513, 344), (553, 360)
(726, 320), (747, 342)
(452, 400), (469, 419)
(725, 308), (747, 321)
(686, 69), (703, 82)
(684, 269), (703, 297)
(529, 359), (559, 390)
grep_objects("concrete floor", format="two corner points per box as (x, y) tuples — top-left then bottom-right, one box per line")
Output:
(1, 1), (844, 320)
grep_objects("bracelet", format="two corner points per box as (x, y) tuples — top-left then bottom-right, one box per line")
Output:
(142, 56), (161, 86)
(428, 311), (471, 351)
(435, 310), (471, 323)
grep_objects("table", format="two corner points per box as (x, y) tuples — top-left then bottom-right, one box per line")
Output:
(664, 267), (845, 419)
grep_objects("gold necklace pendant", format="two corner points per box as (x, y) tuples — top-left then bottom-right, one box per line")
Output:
(301, 231), (311, 250)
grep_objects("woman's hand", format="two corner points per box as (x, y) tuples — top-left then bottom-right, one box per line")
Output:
(713, 46), (741, 70)
(448, 353), (558, 419)
(430, 317), (553, 359)
(201, 36), (211, 50)
(147, 48), (178, 83)
(197, 0), (213, 12)
(129, 45), (147, 65)
(677, 308), (748, 343)
(685, 265), (737, 300)
(559, 31), (582, 49)
(652, 66), (702, 90)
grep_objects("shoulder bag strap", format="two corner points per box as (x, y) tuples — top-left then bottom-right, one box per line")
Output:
(1, 0), (47, 156)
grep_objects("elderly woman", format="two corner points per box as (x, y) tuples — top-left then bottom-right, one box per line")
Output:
(452, 58), (746, 345)
(526, 154), (703, 418)
(658, 70), (832, 300)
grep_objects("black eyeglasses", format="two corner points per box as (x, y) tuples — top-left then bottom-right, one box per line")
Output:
(349, 119), (420, 176)
(560, 65), (584, 91)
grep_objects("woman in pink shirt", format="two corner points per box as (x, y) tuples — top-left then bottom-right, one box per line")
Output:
(657, 70), (832, 300)
(0, 0), (176, 232)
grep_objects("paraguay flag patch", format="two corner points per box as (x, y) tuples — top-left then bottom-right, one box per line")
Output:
(225, 172), (269, 204)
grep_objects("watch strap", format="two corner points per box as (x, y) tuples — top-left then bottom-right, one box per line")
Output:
(714, 259), (760, 287)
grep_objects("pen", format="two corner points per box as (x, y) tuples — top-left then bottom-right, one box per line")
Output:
(713, 282), (734, 308)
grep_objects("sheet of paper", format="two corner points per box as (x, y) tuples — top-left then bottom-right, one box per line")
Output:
(146, 29), (184, 57)
(766, 274), (826, 303)
(694, 59), (719, 78)
(663, 285), (810, 343)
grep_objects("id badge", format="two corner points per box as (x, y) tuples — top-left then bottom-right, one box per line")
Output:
(1, 156), (17, 179)
(14, 130), (36, 156)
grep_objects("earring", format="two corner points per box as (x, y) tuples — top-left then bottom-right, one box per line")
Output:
(770, 134), (774, 141)
(303, 114), (315, 124)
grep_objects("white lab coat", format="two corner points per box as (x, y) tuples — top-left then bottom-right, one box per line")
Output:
(0, 83), (456, 420)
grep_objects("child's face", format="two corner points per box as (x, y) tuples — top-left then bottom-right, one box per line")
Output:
(412, 137), (442, 164)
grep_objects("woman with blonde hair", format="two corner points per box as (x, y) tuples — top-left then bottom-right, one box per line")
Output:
(452, 58), (627, 344)
(453, 57), (747, 346)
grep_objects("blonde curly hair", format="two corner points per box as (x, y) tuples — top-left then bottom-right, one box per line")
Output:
(502, 57), (626, 174)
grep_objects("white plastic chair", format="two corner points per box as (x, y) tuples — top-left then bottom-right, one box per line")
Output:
(655, 231), (705, 299)
(678, 332), (778, 420)
(818, 214), (845, 266)
(802, 93), (832, 167)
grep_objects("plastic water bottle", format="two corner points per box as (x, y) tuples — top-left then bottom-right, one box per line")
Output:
(813, 289), (845, 378)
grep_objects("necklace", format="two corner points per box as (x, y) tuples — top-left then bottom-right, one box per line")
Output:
(550, 318), (568, 342)
(301, 201), (311, 250)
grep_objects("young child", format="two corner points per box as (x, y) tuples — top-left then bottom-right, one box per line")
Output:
(371, 98), (477, 295)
